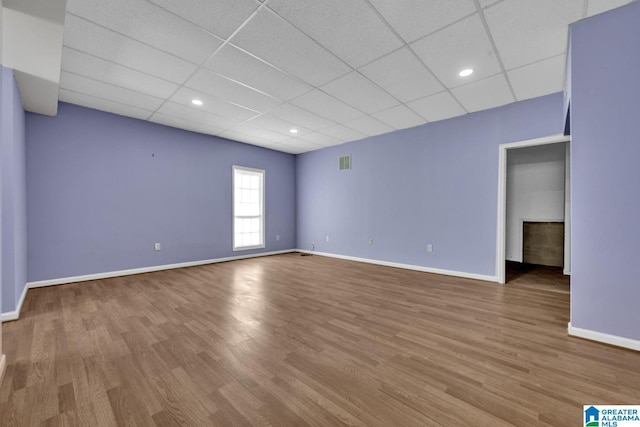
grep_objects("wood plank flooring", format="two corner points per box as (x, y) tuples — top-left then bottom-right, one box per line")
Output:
(506, 261), (570, 294)
(0, 253), (638, 426)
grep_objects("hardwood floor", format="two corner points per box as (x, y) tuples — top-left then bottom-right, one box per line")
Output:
(1, 253), (638, 426)
(506, 261), (570, 294)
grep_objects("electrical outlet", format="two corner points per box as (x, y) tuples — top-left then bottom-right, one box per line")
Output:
(368, 238), (374, 245)
(427, 244), (433, 253)
(311, 242), (315, 251)
(325, 235), (330, 242)
(154, 243), (161, 251)
(276, 234), (280, 241)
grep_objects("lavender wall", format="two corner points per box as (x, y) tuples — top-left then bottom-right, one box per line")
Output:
(297, 93), (563, 277)
(570, 2), (640, 341)
(27, 103), (296, 282)
(1, 66), (27, 313)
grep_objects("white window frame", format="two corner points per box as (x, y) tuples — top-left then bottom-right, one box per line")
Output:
(232, 165), (265, 251)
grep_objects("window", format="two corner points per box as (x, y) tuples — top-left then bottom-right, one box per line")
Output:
(233, 166), (265, 251)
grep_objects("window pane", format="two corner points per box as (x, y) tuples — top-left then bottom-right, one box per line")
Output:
(233, 167), (265, 250)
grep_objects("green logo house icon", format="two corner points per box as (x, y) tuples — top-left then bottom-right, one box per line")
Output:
(585, 406), (599, 427)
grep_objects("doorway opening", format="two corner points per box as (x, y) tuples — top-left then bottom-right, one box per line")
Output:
(496, 134), (571, 286)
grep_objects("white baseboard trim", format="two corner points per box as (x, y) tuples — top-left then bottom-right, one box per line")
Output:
(297, 249), (498, 283)
(568, 322), (640, 351)
(1, 250), (295, 321)
(0, 283), (29, 321)
(563, 269), (571, 276)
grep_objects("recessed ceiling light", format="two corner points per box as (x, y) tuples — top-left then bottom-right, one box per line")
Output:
(289, 128), (298, 134)
(459, 68), (474, 77)
(191, 99), (203, 106)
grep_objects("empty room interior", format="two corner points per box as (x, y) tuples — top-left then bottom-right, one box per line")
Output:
(1, 0), (640, 425)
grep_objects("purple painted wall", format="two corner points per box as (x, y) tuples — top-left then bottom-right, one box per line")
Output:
(570, 2), (640, 341)
(26, 102), (296, 282)
(297, 93), (563, 277)
(1, 66), (27, 313)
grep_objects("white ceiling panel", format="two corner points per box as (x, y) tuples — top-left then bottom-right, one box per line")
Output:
(342, 115), (394, 137)
(484, 0), (583, 70)
(277, 139), (324, 154)
(61, 47), (179, 99)
(478, 0), (503, 8)
(587, 0), (631, 16)
(185, 68), (282, 113)
(290, 90), (364, 123)
(59, 89), (153, 120)
(246, 115), (313, 138)
(268, 103), (337, 131)
(508, 55), (566, 101)
(60, 71), (165, 111)
(320, 72), (399, 115)
(205, 45), (312, 101)
(66, 0), (223, 64)
(371, 104), (425, 130)
(319, 124), (367, 142)
(267, 0), (403, 68)
(230, 8), (351, 86)
(368, 0), (477, 43)
(146, 0), (260, 39)
(407, 91), (467, 122)
(169, 87), (260, 122)
(298, 132), (343, 147)
(156, 102), (240, 131)
(359, 47), (444, 103)
(451, 73), (515, 113)
(221, 123), (291, 143)
(411, 14), (502, 88)
(150, 113), (226, 136)
(63, 15), (197, 83)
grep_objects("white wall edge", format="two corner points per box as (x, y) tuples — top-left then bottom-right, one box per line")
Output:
(568, 322), (640, 351)
(298, 250), (498, 283)
(1, 250), (295, 320)
(563, 269), (571, 276)
(0, 354), (6, 383)
(0, 282), (29, 321)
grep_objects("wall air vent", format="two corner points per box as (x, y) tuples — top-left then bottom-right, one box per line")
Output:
(339, 154), (351, 171)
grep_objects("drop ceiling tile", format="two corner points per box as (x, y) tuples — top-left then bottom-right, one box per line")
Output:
(204, 45), (312, 101)
(221, 123), (291, 143)
(320, 72), (399, 115)
(371, 105), (425, 130)
(411, 14), (501, 89)
(276, 139), (323, 154)
(368, 0), (476, 43)
(156, 102), (241, 131)
(290, 89), (364, 123)
(484, 0), (583, 70)
(61, 47), (179, 99)
(359, 47), (444, 103)
(508, 55), (565, 101)
(59, 89), (153, 120)
(147, 0), (259, 39)
(66, 0), (223, 64)
(451, 73), (514, 113)
(60, 71), (165, 111)
(169, 87), (260, 122)
(150, 113), (226, 136)
(231, 8), (351, 86)
(245, 115), (313, 137)
(268, 103), (336, 131)
(342, 115), (394, 136)
(407, 91), (467, 122)
(587, 0), (631, 16)
(319, 124), (367, 142)
(267, 0), (402, 68)
(185, 68), (282, 113)
(478, 0), (502, 8)
(298, 132), (343, 147)
(63, 14), (197, 83)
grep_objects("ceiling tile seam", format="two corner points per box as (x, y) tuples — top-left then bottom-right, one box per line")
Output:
(147, 1), (272, 125)
(139, 0), (258, 41)
(59, 87), (156, 118)
(582, 0), (590, 18)
(65, 13), (203, 68)
(505, 52), (567, 73)
(472, 0), (517, 101)
(60, 69), (166, 102)
(190, 69), (283, 103)
(61, 46), (181, 88)
(149, 113), (231, 134)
